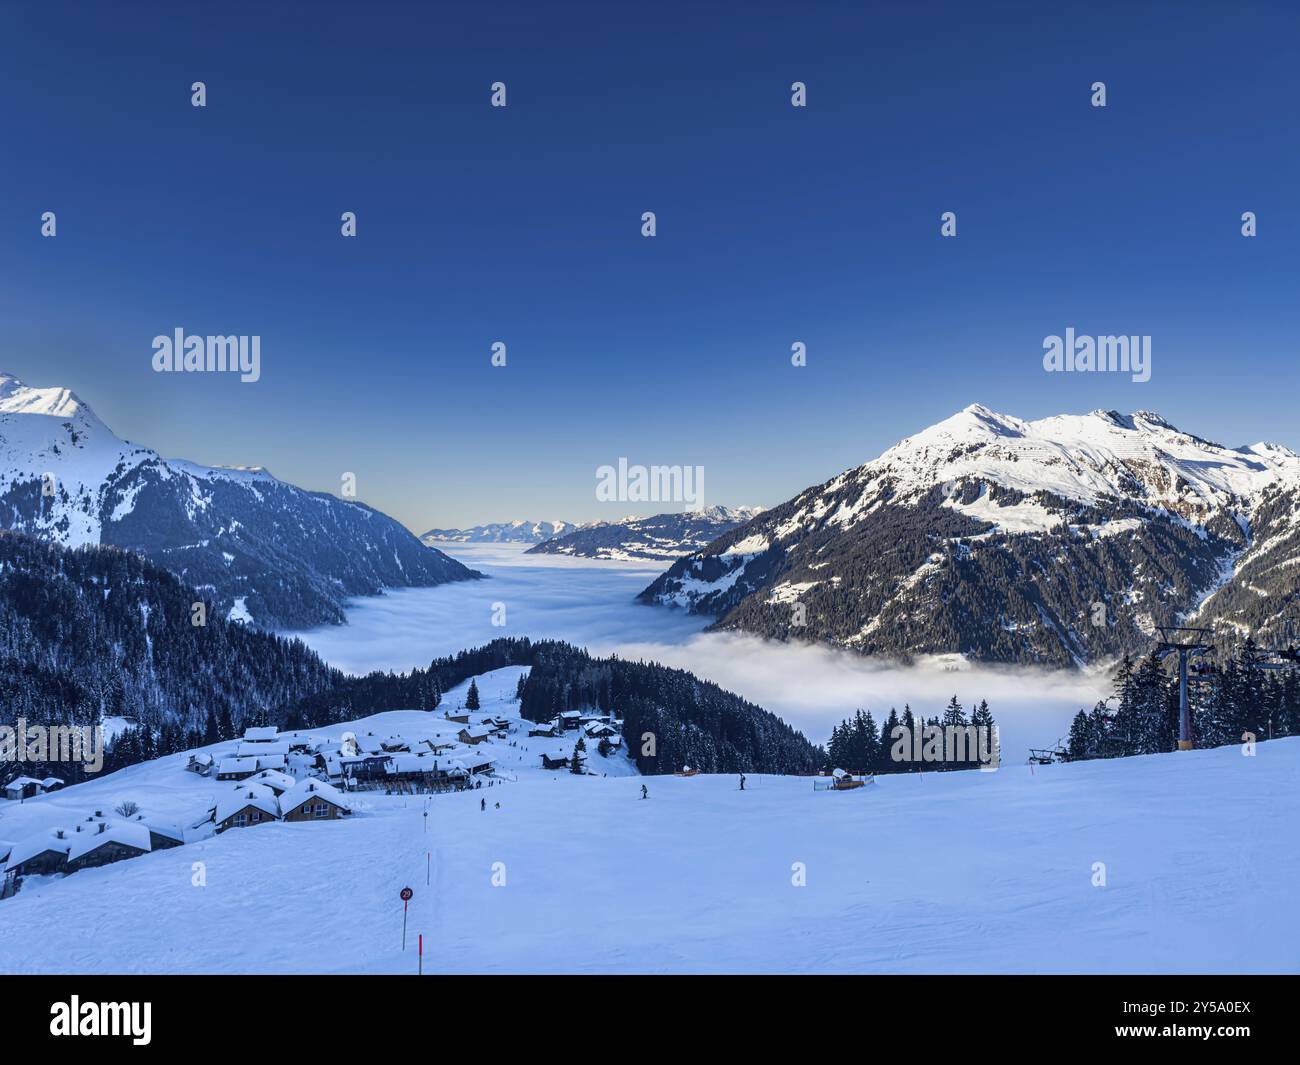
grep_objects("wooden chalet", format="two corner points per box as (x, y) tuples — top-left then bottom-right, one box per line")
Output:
(65, 823), (152, 873)
(215, 789), (281, 832)
(280, 779), (352, 821)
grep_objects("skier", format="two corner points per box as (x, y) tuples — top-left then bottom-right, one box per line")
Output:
(640, 784), (648, 800)
(739, 773), (746, 791)
(480, 797), (486, 812)
(494, 802), (500, 809)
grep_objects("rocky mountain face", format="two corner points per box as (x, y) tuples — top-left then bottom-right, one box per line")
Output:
(639, 406), (1300, 667)
(0, 373), (480, 630)
(421, 520), (575, 544)
(527, 506), (765, 562)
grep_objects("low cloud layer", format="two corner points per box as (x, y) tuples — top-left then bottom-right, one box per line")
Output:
(289, 544), (1110, 760)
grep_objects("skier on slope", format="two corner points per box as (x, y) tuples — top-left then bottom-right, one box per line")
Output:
(640, 784), (648, 800)
(480, 797), (486, 812)
(739, 774), (746, 791)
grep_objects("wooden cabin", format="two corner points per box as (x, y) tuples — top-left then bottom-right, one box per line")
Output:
(280, 779), (352, 821)
(215, 790), (281, 832)
(65, 824), (152, 873)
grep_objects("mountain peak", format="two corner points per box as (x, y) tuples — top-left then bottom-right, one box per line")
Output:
(0, 372), (89, 421)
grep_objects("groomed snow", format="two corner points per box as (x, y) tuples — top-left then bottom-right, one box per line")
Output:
(1, 730), (1294, 973)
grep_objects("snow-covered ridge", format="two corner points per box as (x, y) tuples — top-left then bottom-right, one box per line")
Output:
(0, 371), (477, 627)
(640, 405), (1300, 666)
(527, 506), (767, 563)
(871, 404), (1299, 517)
(0, 373), (90, 420)
(422, 519), (577, 544)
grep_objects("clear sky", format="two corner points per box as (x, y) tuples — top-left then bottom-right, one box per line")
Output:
(2, 1), (1297, 531)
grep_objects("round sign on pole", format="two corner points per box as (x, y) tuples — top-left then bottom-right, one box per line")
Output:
(400, 887), (413, 902)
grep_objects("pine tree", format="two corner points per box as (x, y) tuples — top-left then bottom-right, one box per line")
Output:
(466, 678), (481, 711)
(1067, 710), (1090, 760)
(571, 735), (586, 774)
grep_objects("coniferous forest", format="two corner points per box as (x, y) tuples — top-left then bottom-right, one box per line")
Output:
(0, 535), (823, 781)
(826, 696), (998, 773)
(1066, 645), (1300, 761)
(6, 532), (1295, 787)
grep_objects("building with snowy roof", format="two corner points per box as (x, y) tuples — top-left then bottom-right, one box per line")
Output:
(215, 788), (281, 832)
(65, 822), (152, 873)
(242, 726), (280, 742)
(280, 779), (351, 821)
(4, 829), (71, 877)
(3, 776), (49, 801)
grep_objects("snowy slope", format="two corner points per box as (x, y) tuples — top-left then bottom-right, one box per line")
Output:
(641, 407), (1300, 666)
(0, 372), (479, 628)
(1, 700), (1294, 973)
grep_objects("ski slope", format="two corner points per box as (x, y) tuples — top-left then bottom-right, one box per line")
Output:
(1, 670), (1295, 974)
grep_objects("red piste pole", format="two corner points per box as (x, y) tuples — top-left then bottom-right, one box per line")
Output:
(419, 933), (423, 975)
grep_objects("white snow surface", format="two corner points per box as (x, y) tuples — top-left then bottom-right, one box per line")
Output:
(874, 405), (1300, 519)
(1, 697), (1294, 972)
(0, 371), (281, 548)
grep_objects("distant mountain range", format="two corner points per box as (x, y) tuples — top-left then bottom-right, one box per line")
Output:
(421, 520), (576, 544)
(527, 506), (766, 562)
(639, 406), (1300, 667)
(0, 373), (479, 629)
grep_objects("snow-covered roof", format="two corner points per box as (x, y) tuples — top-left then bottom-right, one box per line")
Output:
(224, 780), (275, 800)
(243, 726), (280, 742)
(216, 790), (280, 823)
(386, 753), (439, 774)
(4, 830), (70, 871)
(236, 740), (291, 758)
(4, 776), (45, 790)
(280, 778), (351, 814)
(460, 725), (493, 739)
(218, 756), (260, 774)
(245, 769), (296, 793)
(66, 822), (152, 863)
(40, 777), (64, 787)
(143, 822), (185, 843)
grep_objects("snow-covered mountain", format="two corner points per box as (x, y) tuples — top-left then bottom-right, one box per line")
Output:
(0, 372), (479, 629)
(421, 519), (576, 544)
(639, 406), (1300, 666)
(527, 505), (766, 562)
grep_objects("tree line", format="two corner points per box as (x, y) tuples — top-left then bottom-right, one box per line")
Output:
(827, 696), (997, 773)
(1068, 642), (1300, 760)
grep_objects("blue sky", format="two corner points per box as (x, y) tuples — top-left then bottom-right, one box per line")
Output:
(2, 1), (1297, 530)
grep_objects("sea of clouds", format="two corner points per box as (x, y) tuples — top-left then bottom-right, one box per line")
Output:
(287, 544), (1110, 761)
